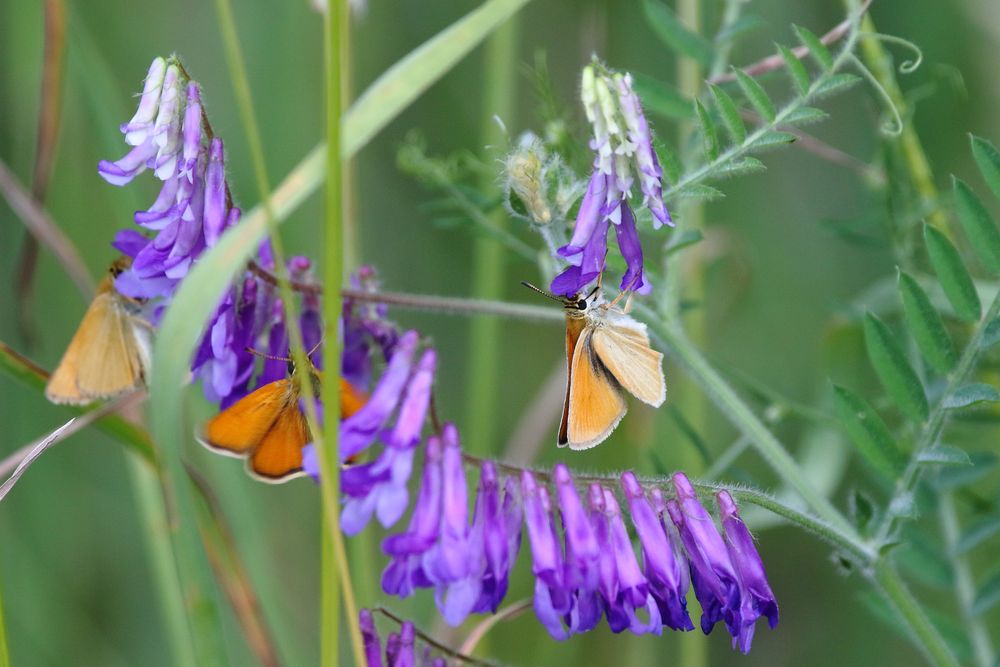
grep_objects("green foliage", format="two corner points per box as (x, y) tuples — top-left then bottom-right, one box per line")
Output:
(924, 224), (982, 322)
(970, 134), (1000, 201)
(942, 383), (1000, 409)
(734, 69), (776, 121)
(832, 383), (905, 478)
(693, 99), (720, 161)
(972, 570), (1000, 615)
(897, 270), (957, 373)
(630, 72), (693, 119)
(793, 24), (834, 70)
(952, 176), (1000, 273)
(708, 84), (746, 144)
(640, 0), (713, 66)
(776, 43), (811, 95)
(955, 516), (1000, 554)
(862, 312), (929, 422)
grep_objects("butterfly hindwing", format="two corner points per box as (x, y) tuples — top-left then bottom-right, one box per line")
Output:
(565, 328), (628, 450)
(590, 323), (666, 407)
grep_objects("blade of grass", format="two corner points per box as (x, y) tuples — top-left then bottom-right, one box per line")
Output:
(0, 562), (9, 667)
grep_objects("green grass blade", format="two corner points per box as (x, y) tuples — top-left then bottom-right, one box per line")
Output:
(345, 0), (533, 158)
(863, 312), (929, 422)
(0, 563), (9, 667)
(924, 224), (982, 322)
(897, 270), (957, 374)
(953, 176), (1000, 273)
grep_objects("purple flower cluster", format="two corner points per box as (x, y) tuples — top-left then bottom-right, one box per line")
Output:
(551, 64), (673, 298)
(359, 609), (446, 667)
(100, 57), (241, 300)
(99, 57), (327, 408)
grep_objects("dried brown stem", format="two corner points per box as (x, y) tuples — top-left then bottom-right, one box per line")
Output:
(707, 0), (873, 84)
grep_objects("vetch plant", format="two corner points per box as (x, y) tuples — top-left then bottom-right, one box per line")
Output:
(1, 1), (999, 666)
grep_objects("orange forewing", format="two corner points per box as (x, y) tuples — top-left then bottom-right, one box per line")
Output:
(558, 316), (588, 445)
(564, 329), (627, 450)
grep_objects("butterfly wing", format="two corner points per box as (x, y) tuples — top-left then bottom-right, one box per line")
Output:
(558, 316), (588, 446)
(591, 323), (666, 407)
(247, 402), (311, 482)
(564, 328), (628, 450)
(200, 380), (290, 457)
(46, 292), (146, 404)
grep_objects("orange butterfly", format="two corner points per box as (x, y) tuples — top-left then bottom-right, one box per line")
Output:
(525, 279), (665, 450)
(199, 357), (367, 483)
(46, 258), (151, 405)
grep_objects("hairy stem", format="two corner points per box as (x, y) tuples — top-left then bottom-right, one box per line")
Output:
(871, 561), (961, 667)
(938, 493), (996, 667)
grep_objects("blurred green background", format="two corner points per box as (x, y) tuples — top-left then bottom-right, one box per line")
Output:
(2, 0), (999, 665)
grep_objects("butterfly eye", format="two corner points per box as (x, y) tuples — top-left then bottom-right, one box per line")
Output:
(287, 358), (296, 376)
(576, 299), (588, 310)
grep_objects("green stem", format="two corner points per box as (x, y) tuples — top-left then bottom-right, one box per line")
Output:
(321, 1), (356, 664)
(125, 457), (198, 667)
(872, 561), (961, 667)
(874, 287), (1000, 543)
(465, 15), (518, 457)
(938, 493), (996, 667)
(0, 562), (9, 667)
(857, 15), (947, 231)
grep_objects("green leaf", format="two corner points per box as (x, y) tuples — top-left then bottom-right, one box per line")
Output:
(708, 84), (746, 144)
(897, 270), (957, 374)
(848, 489), (876, 535)
(956, 516), (1000, 554)
(972, 570), (1000, 615)
(734, 69), (775, 122)
(981, 318), (1000, 349)
(783, 106), (829, 126)
(631, 72), (693, 120)
(750, 131), (797, 151)
(862, 313), (929, 422)
(641, 0), (713, 66)
(793, 24), (834, 70)
(943, 383), (1000, 409)
(665, 229), (704, 256)
(924, 224), (982, 322)
(917, 444), (972, 466)
(832, 383), (905, 478)
(953, 176), (1000, 273)
(971, 134), (1000, 202)
(776, 43), (810, 95)
(937, 451), (999, 490)
(813, 72), (861, 98)
(694, 99), (720, 161)
(675, 183), (725, 201)
(715, 156), (766, 178)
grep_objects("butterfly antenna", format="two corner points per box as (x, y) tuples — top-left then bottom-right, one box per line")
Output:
(245, 346), (291, 363)
(306, 338), (324, 359)
(521, 281), (565, 303)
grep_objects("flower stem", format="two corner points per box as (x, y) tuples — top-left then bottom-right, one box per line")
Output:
(871, 561), (961, 667)
(938, 493), (996, 667)
(465, 15), (518, 458)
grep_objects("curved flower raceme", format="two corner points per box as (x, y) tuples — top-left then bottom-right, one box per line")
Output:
(551, 62), (673, 298)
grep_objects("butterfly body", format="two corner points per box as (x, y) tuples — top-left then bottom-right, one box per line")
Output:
(557, 288), (666, 450)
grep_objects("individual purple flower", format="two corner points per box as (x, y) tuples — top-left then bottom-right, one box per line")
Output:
(717, 490), (779, 653)
(388, 621), (415, 667)
(340, 331), (419, 461)
(191, 277), (261, 406)
(359, 609), (384, 667)
(621, 472), (693, 631)
(472, 468), (522, 614)
(667, 472), (740, 638)
(339, 348), (435, 535)
(616, 73), (671, 229)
